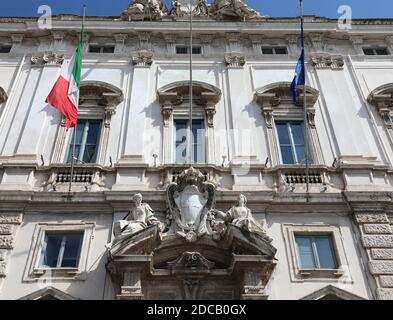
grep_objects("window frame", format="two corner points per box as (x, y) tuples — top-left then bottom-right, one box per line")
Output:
(39, 232), (84, 269)
(175, 45), (202, 55)
(64, 118), (103, 165)
(173, 116), (206, 164)
(88, 44), (115, 54)
(261, 46), (288, 55)
(294, 234), (338, 270)
(362, 47), (390, 56)
(283, 224), (350, 282)
(24, 222), (95, 282)
(275, 120), (308, 165)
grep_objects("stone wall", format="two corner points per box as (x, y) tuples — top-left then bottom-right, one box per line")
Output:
(355, 213), (393, 300)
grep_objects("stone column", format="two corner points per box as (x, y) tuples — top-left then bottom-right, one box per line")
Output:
(354, 212), (393, 300)
(120, 51), (153, 164)
(158, 93), (176, 164)
(225, 53), (255, 163)
(117, 269), (144, 300)
(205, 102), (216, 164)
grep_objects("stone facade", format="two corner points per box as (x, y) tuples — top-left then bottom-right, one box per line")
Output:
(0, 1), (392, 300)
(354, 212), (393, 299)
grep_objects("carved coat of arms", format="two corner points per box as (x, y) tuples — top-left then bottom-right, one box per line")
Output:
(167, 167), (216, 242)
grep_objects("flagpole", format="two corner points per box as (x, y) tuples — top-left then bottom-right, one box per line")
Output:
(188, 0), (193, 165)
(68, 5), (86, 193)
(300, 0), (309, 197)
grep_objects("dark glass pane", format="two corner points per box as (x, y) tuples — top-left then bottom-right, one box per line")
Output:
(176, 47), (188, 54)
(83, 145), (98, 163)
(314, 236), (337, 269)
(280, 146), (294, 164)
(363, 48), (375, 55)
(89, 45), (101, 53)
(262, 47), (274, 54)
(376, 48), (389, 55)
(291, 122), (305, 145)
(61, 234), (83, 268)
(295, 236), (316, 269)
(276, 123), (291, 145)
(103, 46), (115, 53)
(192, 46), (202, 54)
(42, 235), (62, 267)
(275, 47), (288, 54)
(0, 45), (12, 53)
(75, 121), (86, 144)
(86, 121), (101, 144)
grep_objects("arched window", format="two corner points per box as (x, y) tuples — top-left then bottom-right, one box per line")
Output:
(368, 83), (393, 131)
(254, 82), (323, 167)
(52, 81), (124, 165)
(157, 81), (221, 164)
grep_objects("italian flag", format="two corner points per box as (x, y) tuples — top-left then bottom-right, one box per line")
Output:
(46, 40), (83, 129)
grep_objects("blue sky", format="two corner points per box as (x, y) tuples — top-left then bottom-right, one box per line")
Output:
(0, 0), (392, 18)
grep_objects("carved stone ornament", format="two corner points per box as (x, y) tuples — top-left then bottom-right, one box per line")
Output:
(132, 50), (154, 67)
(79, 81), (124, 107)
(224, 52), (246, 68)
(166, 167), (218, 242)
(310, 53), (345, 70)
(31, 51), (65, 66)
(122, 0), (165, 21)
(367, 84), (393, 129)
(167, 251), (215, 273)
(0, 87), (8, 105)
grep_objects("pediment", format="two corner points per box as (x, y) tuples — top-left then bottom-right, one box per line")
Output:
(300, 285), (366, 300)
(19, 286), (77, 300)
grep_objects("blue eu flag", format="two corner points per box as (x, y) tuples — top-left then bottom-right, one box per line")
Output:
(291, 15), (305, 104)
(291, 49), (305, 104)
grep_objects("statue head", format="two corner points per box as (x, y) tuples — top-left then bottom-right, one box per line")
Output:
(237, 194), (247, 206)
(133, 193), (143, 206)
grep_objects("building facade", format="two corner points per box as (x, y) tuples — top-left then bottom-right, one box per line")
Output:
(0, 0), (393, 300)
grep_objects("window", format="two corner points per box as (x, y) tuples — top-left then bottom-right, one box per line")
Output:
(176, 46), (202, 55)
(0, 45), (12, 53)
(276, 121), (308, 165)
(39, 232), (83, 268)
(262, 46), (288, 55)
(295, 235), (337, 269)
(174, 119), (205, 163)
(88, 45), (115, 53)
(363, 47), (389, 56)
(66, 119), (102, 164)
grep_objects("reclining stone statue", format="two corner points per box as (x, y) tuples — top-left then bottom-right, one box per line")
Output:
(113, 193), (162, 241)
(211, 0), (260, 19)
(213, 194), (272, 241)
(122, 0), (165, 20)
